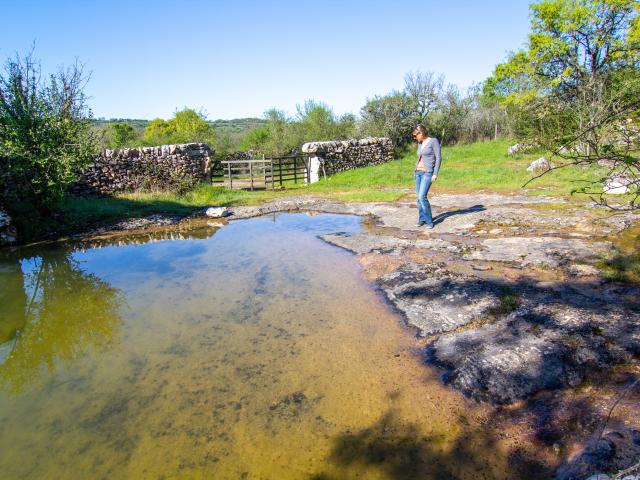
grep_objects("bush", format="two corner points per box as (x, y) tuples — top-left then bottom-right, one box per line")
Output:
(0, 50), (96, 215)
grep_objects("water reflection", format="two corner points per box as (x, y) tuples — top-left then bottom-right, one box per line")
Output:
(0, 249), (123, 393)
(74, 218), (222, 250)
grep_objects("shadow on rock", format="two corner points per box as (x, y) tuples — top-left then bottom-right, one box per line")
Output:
(433, 204), (486, 225)
(409, 269), (640, 405)
(311, 409), (549, 480)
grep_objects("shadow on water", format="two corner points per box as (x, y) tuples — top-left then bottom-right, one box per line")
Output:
(432, 204), (486, 226)
(0, 246), (124, 393)
(312, 408), (550, 479)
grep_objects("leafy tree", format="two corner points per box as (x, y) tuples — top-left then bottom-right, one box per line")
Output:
(359, 92), (416, 147)
(485, 0), (640, 208)
(142, 118), (174, 145)
(141, 108), (216, 146)
(0, 50), (96, 215)
(238, 124), (270, 152)
(107, 122), (136, 148)
(171, 108), (215, 144)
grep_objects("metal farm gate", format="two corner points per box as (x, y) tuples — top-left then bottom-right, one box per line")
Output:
(213, 154), (310, 191)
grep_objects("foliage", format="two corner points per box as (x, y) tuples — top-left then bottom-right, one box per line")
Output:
(360, 77), (509, 148)
(359, 92), (416, 147)
(0, 50), (96, 216)
(484, 0), (640, 209)
(141, 108), (216, 146)
(107, 122), (136, 148)
(238, 101), (356, 156)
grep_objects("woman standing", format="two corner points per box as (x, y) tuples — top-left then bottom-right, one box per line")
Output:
(412, 124), (441, 229)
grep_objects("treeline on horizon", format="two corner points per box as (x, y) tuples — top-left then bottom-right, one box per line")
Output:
(94, 71), (507, 158)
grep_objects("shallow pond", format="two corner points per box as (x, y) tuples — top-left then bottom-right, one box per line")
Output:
(0, 213), (528, 479)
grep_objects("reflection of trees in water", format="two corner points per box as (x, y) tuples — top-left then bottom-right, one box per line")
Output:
(75, 221), (221, 251)
(0, 249), (123, 393)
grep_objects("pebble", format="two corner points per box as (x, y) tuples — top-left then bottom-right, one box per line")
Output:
(471, 264), (493, 271)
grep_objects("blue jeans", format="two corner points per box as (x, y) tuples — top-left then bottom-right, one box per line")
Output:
(414, 171), (434, 226)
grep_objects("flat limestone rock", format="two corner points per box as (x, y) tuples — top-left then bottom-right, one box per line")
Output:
(320, 232), (460, 255)
(377, 263), (503, 336)
(319, 233), (412, 255)
(428, 287), (640, 404)
(464, 237), (611, 267)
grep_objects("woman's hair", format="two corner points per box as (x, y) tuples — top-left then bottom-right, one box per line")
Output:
(413, 124), (428, 136)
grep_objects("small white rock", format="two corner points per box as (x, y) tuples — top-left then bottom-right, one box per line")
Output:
(205, 207), (229, 218)
(526, 157), (551, 172)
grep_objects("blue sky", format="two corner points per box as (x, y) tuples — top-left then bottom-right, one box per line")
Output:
(1, 0), (533, 120)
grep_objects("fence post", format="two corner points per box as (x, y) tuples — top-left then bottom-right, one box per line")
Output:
(250, 161), (254, 191)
(270, 160), (274, 190)
(293, 157), (297, 184)
(227, 162), (232, 189)
(278, 157), (283, 187)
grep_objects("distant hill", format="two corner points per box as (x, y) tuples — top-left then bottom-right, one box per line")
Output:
(92, 117), (266, 136)
(208, 118), (266, 133)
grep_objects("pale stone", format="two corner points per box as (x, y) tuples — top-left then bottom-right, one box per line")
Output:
(526, 157), (551, 172)
(205, 207), (229, 218)
(605, 177), (630, 195)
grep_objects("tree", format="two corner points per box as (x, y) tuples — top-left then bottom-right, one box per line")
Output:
(108, 122), (136, 148)
(0, 50), (96, 215)
(485, 0), (640, 209)
(171, 108), (215, 144)
(142, 118), (173, 145)
(404, 70), (445, 124)
(360, 92), (416, 148)
(141, 108), (216, 146)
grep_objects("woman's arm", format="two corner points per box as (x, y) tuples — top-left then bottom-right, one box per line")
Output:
(432, 138), (442, 180)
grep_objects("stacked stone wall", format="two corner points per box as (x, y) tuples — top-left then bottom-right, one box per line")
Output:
(301, 137), (394, 181)
(71, 143), (213, 195)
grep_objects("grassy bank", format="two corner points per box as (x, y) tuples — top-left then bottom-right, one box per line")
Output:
(48, 138), (616, 239)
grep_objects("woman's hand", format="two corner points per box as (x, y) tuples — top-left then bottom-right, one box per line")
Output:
(431, 175), (438, 182)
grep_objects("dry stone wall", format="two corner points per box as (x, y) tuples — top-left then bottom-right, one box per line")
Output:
(302, 137), (394, 182)
(71, 143), (213, 195)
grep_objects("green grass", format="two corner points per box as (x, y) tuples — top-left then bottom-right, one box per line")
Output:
(48, 138), (626, 240)
(303, 138), (608, 199)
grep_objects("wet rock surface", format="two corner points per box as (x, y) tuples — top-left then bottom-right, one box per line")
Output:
(556, 428), (640, 480)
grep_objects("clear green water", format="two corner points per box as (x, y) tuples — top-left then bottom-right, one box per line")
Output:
(0, 213), (520, 479)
